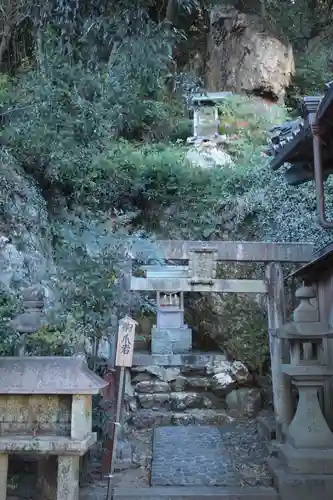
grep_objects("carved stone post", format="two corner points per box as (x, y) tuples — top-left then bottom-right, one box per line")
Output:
(266, 263), (293, 438)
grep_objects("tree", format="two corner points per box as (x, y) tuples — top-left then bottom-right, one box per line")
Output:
(0, 0), (30, 67)
(263, 0), (333, 51)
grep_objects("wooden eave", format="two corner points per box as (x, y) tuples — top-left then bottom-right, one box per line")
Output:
(287, 240), (333, 282)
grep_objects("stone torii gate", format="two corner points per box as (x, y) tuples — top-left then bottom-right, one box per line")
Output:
(130, 239), (313, 437)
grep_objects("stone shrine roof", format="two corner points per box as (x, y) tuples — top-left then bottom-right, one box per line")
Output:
(0, 356), (107, 395)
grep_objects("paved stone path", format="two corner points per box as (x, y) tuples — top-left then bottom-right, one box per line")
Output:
(151, 425), (239, 487)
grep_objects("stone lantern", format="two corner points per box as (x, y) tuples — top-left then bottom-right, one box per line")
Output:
(11, 285), (46, 356)
(277, 285), (333, 474)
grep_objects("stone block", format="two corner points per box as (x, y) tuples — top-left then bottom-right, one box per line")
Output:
(151, 326), (192, 355)
(278, 443), (333, 474)
(71, 395), (92, 440)
(0, 454), (8, 500)
(57, 455), (80, 500)
(268, 457), (333, 500)
(113, 486), (278, 499)
(114, 439), (133, 471)
(135, 380), (170, 394)
(157, 309), (184, 329)
(132, 352), (227, 368)
(226, 388), (262, 416)
(257, 415), (277, 442)
(130, 410), (173, 429)
(137, 393), (171, 409)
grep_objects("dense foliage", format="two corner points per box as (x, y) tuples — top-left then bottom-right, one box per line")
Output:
(1, 0), (333, 369)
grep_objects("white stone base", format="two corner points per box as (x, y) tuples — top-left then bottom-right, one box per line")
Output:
(151, 327), (192, 355)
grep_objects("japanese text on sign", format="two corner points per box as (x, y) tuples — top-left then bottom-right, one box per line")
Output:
(115, 316), (137, 367)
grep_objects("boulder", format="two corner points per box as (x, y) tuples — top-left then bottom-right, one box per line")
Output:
(201, 394), (214, 409)
(212, 372), (235, 393)
(137, 393), (170, 409)
(230, 360), (251, 384)
(226, 387), (262, 416)
(164, 367), (181, 382)
(206, 5), (295, 101)
(131, 366), (180, 383)
(0, 156), (57, 294)
(205, 359), (232, 375)
(185, 376), (212, 390)
(135, 380), (170, 394)
(131, 372), (154, 384)
(170, 376), (187, 392)
(170, 392), (200, 411)
(186, 143), (233, 169)
(172, 409), (233, 426)
(130, 410), (172, 428)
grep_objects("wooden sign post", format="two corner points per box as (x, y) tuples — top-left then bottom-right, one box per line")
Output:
(106, 316), (137, 500)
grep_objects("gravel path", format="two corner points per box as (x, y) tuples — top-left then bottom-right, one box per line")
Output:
(220, 419), (272, 487)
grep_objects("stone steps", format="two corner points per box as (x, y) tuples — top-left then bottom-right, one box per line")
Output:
(113, 486), (279, 499)
(136, 390), (223, 411)
(129, 408), (233, 428)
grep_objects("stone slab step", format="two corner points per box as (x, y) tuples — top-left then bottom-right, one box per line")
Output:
(130, 409), (232, 428)
(113, 486), (279, 499)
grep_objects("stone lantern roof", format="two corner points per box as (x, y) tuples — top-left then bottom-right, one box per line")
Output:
(0, 356), (107, 394)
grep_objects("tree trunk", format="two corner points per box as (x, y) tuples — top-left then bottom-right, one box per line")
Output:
(165, 0), (177, 25)
(0, 25), (11, 67)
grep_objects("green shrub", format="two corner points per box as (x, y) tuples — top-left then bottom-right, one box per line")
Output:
(0, 287), (19, 355)
(287, 46), (333, 108)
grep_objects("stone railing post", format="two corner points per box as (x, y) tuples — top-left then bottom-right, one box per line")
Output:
(271, 285), (333, 498)
(266, 263), (293, 438)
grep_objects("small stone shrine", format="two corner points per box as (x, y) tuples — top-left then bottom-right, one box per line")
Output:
(0, 355), (107, 500)
(140, 265), (191, 354)
(190, 92), (231, 138)
(269, 285), (333, 500)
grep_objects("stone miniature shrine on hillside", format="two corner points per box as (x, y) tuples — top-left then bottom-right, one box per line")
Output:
(0, 356), (106, 500)
(190, 92), (231, 138)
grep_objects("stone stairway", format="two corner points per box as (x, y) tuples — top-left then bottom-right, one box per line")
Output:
(113, 421), (279, 499)
(126, 353), (262, 431)
(116, 354), (278, 500)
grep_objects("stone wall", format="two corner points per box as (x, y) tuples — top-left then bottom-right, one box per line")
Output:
(123, 354), (262, 431)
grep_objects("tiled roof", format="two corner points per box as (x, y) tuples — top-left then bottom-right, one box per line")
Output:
(266, 81), (333, 185)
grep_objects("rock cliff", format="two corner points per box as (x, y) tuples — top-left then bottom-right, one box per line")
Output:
(0, 152), (55, 296)
(206, 5), (295, 101)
